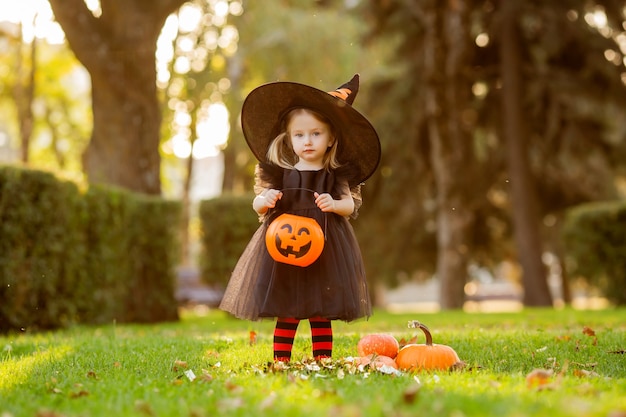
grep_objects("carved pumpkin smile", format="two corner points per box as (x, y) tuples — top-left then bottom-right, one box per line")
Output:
(275, 224), (313, 258)
(265, 214), (324, 267)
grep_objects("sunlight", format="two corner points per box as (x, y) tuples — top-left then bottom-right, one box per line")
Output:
(194, 102), (230, 159)
(0, 0), (64, 44)
(164, 101), (230, 160)
(156, 15), (179, 86)
(0, 345), (73, 391)
(172, 133), (192, 159)
(587, 8), (607, 28)
(475, 33), (489, 48)
(178, 3), (203, 33)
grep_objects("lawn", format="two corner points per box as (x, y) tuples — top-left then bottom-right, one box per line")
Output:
(1, 307), (625, 417)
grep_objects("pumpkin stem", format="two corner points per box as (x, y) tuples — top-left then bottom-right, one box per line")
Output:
(408, 321), (433, 346)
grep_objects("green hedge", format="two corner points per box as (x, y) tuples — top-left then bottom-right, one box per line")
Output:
(82, 185), (181, 324)
(562, 200), (626, 305)
(0, 166), (181, 332)
(198, 193), (259, 288)
(0, 167), (87, 331)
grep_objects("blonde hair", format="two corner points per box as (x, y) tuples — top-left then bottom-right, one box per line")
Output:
(266, 108), (342, 171)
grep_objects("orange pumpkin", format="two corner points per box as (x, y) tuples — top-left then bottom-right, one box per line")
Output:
(265, 213), (324, 267)
(395, 321), (460, 372)
(357, 333), (400, 359)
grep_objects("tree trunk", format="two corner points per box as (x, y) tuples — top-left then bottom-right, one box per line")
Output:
(424, 0), (475, 309)
(500, 0), (553, 306)
(13, 27), (36, 164)
(49, 0), (186, 195)
(223, 54), (251, 193)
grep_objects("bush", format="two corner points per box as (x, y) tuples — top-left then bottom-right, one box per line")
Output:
(81, 185), (182, 324)
(562, 200), (626, 305)
(0, 166), (88, 331)
(0, 166), (181, 332)
(125, 193), (181, 323)
(198, 193), (259, 288)
(81, 185), (134, 324)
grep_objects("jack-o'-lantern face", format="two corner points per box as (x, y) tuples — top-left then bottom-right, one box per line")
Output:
(265, 214), (324, 267)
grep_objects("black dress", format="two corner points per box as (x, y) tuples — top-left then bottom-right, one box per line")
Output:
(219, 164), (371, 322)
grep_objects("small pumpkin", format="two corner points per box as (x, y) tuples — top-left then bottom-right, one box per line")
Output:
(357, 333), (400, 359)
(357, 354), (398, 370)
(265, 213), (324, 267)
(395, 321), (460, 372)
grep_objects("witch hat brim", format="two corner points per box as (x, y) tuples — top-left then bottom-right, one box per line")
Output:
(241, 74), (381, 187)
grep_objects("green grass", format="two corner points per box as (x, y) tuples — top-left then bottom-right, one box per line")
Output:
(1, 307), (626, 417)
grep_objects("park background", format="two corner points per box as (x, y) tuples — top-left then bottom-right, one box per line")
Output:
(2, 0), (626, 330)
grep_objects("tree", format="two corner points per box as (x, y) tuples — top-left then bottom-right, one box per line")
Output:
(424, 0), (477, 309)
(361, 0), (481, 309)
(362, 0), (626, 307)
(49, 0), (186, 194)
(499, 0), (552, 306)
(158, 0), (241, 265)
(0, 22), (37, 164)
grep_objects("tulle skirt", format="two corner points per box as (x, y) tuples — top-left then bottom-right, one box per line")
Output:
(219, 211), (371, 322)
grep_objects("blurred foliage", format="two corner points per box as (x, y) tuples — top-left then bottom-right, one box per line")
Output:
(198, 192), (258, 287)
(562, 200), (626, 305)
(355, 0), (626, 290)
(0, 165), (181, 332)
(0, 165), (86, 330)
(0, 28), (90, 176)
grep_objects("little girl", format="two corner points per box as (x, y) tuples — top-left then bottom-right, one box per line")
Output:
(219, 74), (381, 362)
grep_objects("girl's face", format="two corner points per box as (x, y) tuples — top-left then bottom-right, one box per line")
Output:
(287, 110), (334, 169)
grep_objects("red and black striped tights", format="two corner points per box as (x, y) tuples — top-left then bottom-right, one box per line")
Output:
(273, 317), (332, 362)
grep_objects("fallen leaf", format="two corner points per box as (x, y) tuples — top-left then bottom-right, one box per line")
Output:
(260, 392), (277, 410)
(69, 390), (89, 399)
(224, 379), (243, 394)
(398, 336), (418, 347)
(172, 360), (188, 372)
(204, 350), (220, 359)
(36, 411), (67, 417)
(402, 383), (421, 404)
(570, 362), (598, 373)
(573, 369), (600, 378)
(135, 400), (154, 416)
(198, 369), (214, 382)
(217, 397), (244, 411)
(86, 371), (98, 379)
(450, 361), (467, 372)
(582, 326), (595, 337)
(526, 369), (553, 389)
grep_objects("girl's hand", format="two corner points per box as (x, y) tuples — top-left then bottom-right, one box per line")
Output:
(254, 189), (282, 214)
(314, 192), (336, 213)
(263, 189), (283, 208)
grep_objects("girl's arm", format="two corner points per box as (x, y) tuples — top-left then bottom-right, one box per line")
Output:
(314, 181), (355, 217)
(253, 188), (283, 214)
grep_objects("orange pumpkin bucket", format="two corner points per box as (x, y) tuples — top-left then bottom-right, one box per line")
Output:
(265, 213), (325, 267)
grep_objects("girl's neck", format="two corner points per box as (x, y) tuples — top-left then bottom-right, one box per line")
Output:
(294, 160), (323, 171)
